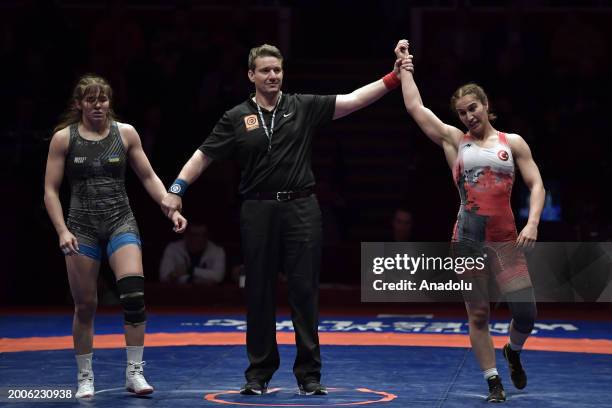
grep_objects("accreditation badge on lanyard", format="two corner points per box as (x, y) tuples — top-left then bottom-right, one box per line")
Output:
(255, 92), (282, 154)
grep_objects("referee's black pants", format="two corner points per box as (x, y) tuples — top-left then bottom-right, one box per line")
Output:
(240, 194), (322, 385)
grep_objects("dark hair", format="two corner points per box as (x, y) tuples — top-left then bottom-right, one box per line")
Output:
(395, 206), (413, 215)
(450, 83), (497, 121)
(248, 44), (283, 71)
(53, 74), (117, 133)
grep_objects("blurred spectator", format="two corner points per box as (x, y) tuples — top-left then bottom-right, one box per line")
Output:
(391, 206), (415, 242)
(159, 222), (226, 285)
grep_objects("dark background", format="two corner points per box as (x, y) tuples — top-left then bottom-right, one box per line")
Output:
(1, 0), (611, 306)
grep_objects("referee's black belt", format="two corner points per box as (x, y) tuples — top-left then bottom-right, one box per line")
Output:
(242, 188), (314, 202)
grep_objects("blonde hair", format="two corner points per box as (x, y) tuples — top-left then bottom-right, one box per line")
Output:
(450, 83), (497, 122)
(53, 74), (117, 133)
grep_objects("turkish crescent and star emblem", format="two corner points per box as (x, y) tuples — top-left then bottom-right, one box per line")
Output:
(244, 115), (259, 131)
(497, 150), (509, 161)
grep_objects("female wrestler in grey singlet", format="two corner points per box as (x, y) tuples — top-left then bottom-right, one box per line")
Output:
(44, 74), (187, 398)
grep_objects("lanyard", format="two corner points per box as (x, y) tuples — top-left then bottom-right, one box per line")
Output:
(255, 92), (282, 153)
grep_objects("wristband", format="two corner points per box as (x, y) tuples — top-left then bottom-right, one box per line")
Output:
(382, 72), (401, 90)
(168, 178), (189, 197)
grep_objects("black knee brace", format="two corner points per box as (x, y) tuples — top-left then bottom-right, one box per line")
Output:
(506, 287), (537, 334)
(117, 275), (146, 326)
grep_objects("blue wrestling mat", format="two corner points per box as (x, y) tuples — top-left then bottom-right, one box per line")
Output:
(1, 312), (611, 407)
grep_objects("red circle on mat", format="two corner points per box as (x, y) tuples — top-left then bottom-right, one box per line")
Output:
(204, 387), (397, 406)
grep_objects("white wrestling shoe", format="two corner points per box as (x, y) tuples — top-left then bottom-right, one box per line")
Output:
(125, 361), (154, 395)
(75, 370), (94, 398)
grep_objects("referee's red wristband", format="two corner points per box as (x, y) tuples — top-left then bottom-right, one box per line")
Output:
(382, 72), (401, 90)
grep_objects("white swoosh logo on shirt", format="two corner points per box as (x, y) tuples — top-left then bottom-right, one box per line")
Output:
(283, 112), (293, 118)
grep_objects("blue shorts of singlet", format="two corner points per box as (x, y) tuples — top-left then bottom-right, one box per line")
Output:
(75, 232), (141, 261)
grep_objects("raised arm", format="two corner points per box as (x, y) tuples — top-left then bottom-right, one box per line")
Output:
(160, 150), (213, 216)
(395, 40), (463, 151)
(333, 41), (413, 120)
(333, 79), (392, 120)
(508, 134), (545, 248)
(44, 129), (79, 255)
(122, 123), (187, 232)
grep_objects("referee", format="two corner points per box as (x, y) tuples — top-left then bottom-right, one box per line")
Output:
(162, 43), (413, 396)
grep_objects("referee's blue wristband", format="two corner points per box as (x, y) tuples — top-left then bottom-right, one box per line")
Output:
(168, 178), (189, 197)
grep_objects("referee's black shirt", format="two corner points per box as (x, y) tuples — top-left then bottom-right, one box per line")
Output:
(199, 93), (336, 195)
